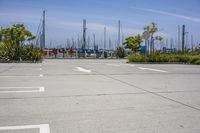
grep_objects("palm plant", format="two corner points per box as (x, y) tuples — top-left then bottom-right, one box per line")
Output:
(0, 24), (42, 62)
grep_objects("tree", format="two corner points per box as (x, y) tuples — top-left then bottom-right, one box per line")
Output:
(144, 22), (163, 54)
(123, 35), (143, 53)
(0, 24), (36, 60)
(0, 24), (42, 61)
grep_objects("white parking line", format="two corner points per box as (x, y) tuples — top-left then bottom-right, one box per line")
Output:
(6, 68), (43, 71)
(0, 124), (50, 133)
(75, 67), (91, 73)
(138, 67), (167, 73)
(0, 75), (43, 78)
(121, 64), (135, 67)
(0, 86), (45, 93)
(106, 64), (121, 67)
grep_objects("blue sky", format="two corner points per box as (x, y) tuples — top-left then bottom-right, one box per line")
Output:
(0, 0), (200, 48)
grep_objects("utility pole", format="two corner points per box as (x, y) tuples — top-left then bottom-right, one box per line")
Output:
(72, 38), (74, 48)
(114, 40), (117, 50)
(170, 38), (174, 50)
(191, 35), (194, 52)
(178, 25), (181, 51)
(186, 33), (188, 51)
(87, 36), (90, 50)
(175, 38), (178, 51)
(77, 34), (80, 49)
(42, 10), (45, 50)
(93, 34), (96, 50)
(67, 39), (70, 49)
(121, 23), (124, 47)
(166, 39), (168, 48)
(104, 27), (106, 52)
(101, 40), (103, 49)
(122, 34), (124, 46)
(104, 27), (107, 58)
(118, 20), (121, 48)
(93, 34), (96, 58)
(182, 24), (185, 52)
(109, 37), (112, 50)
(39, 28), (42, 50)
(83, 19), (87, 57)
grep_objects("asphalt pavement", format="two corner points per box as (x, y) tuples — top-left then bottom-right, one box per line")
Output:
(0, 59), (200, 133)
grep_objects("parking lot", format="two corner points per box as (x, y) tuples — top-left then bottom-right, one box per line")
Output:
(0, 59), (200, 133)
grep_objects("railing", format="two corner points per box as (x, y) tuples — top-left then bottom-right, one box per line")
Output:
(43, 49), (116, 59)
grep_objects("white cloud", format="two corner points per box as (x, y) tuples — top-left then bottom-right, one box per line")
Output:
(132, 7), (200, 23)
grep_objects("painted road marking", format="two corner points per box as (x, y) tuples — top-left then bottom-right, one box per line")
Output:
(138, 67), (167, 73)
(121, 64), (135, 67)
(0, 124), (50, 133)
(106, 64), (121, 67)
(0, 86), (45, 93)
(5, 68), (43, 71)
(106, 63), (135, 67)
(0, 75), (43, 78)
(76, 67), (91, 73)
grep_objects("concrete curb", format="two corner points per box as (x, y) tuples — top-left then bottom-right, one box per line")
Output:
(127, 62), (198, 65)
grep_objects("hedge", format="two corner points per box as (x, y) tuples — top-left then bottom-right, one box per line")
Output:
(128, 53), (200, 65)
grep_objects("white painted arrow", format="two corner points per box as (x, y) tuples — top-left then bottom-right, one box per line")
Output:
(138, 67), (167, 73)
(76, 67), (91, 73)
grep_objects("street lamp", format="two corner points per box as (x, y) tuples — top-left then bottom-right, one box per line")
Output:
(143, 31), (150, 63)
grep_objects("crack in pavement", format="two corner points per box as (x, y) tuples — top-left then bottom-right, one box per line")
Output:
(91, 69), (200, 112)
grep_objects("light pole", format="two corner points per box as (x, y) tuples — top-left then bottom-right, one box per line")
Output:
(143, 31), (150, 63)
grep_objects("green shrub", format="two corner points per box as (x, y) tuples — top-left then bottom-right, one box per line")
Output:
(147, 54), (156, 62)
(0, 41), (16, 61)
(116, 47), (126, 58)
(148, 53), (192, 63)
(176, 55), (190, 63)
(0, 42), (43, 62)
(22, 45), (43, 61)
(128, 54), (145, 62)
(148, 54), (163, 62)
(189, 56), (200, 64)
(194, 60), (200, 65)
(128, 53), (200, 65)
